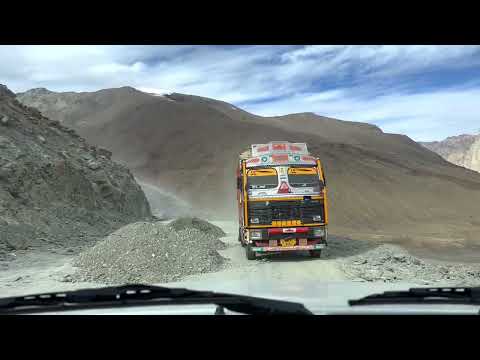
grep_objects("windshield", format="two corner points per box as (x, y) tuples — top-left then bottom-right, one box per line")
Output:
(2, 45), (480, 315)
(247, 168), (279, 189)
(288, 167), (322, 188)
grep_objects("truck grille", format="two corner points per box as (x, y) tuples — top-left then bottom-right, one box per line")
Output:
(248, 199), (325, 225)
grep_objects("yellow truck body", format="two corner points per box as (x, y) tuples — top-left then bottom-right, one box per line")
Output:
(236, 142), (328, 259)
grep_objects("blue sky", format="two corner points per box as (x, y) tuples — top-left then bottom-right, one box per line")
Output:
(1, 45), (479, 141)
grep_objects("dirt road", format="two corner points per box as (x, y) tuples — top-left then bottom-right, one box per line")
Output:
(2, 219), (480, 297)
(0, 250), (102, 296)
(180, 220), (348, 283)
(0, 220), (354, 297)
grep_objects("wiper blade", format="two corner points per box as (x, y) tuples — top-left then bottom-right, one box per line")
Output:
(0, 284), (312, 315)
(349, 287), (480, 306)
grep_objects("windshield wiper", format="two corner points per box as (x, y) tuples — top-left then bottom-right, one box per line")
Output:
(0, 284), (312, 315)
(349, 287), (480, 306)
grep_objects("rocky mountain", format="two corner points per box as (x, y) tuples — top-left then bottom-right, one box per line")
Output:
(421, 134), (480, 173)
(16, 87), (480, 245)
(0, 85), (151, 257)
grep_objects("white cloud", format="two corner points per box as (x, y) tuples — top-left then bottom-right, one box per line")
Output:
(88, 61), (146, 75)
(281, 45), (480, 73)
(1, 45), (479, 141)
(280, 45), (341, 62)
(302, 89), (346, 102)
(243, 86), (480, 142)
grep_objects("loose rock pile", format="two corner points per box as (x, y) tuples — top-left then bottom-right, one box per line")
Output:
(72, 218), (228, 285)
(341, 244), (480, 286)
(169, 217), (226, 238)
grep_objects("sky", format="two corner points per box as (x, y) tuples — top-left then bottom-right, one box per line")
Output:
(1, 45), (479, 142)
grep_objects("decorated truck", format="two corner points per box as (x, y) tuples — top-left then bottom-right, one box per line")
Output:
(236, 141), (328, 260)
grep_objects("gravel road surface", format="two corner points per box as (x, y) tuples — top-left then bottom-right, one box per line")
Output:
(1, 220), (480, 297)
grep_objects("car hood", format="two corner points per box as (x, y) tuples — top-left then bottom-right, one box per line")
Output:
(35, 278), (480, 315)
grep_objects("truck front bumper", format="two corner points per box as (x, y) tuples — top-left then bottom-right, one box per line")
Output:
(251, 243), (327, 253)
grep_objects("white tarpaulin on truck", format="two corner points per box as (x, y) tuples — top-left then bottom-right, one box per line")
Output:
(251, 142), (309, 157)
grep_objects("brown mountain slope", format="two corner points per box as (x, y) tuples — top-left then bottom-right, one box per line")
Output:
(421, 134), (480, 173)
(17, 87), (480, 245)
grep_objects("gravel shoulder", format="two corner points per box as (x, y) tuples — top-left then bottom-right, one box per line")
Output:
(339, 244), (480, 286)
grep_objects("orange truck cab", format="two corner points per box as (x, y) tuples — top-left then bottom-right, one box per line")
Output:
(236, 141), (328, 260)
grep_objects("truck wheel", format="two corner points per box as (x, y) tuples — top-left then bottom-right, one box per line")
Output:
(238, 228), (245, 247)
(246, 244), (256, 260)
(309, 250), (321, 258)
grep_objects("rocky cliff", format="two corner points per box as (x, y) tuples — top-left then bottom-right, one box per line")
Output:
(0, 84), (151, 257)
(421, 134), (480, 173)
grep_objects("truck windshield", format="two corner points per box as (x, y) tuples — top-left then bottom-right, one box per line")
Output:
(288, 168), (322, 188)
(247, 169), (278, 189)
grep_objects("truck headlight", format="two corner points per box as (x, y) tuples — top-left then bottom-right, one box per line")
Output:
(313, 227), (325, 237)
(250, 230), (262, 240)
(313, 215), (323, 222)
(250, 217), (260, 224)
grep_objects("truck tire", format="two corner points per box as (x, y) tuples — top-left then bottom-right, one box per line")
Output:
(239, 228), (245, 247)
(246, 244), (256, 260)
(309, 250), (321, 258)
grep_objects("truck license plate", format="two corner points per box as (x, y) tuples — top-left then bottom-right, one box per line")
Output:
(280, 239), (296, 247)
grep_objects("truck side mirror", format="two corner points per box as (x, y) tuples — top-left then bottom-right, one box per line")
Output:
(237, 177), (242, 189)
